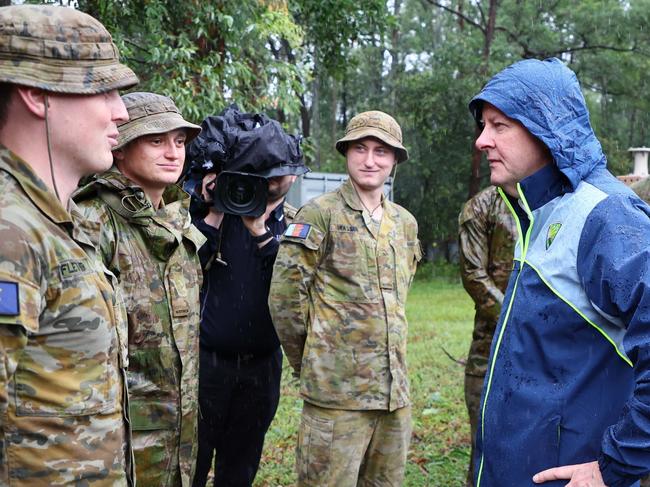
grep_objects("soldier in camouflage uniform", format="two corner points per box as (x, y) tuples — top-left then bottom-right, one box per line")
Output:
(631, 177), (650, 204)
(74, 92), (204, 487)
(269, 111), (421, 487)
(458, 185), (516, 487)
(0, 5), (139, 486)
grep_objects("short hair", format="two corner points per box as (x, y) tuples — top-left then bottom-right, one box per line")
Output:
(0, 83), (13, 130)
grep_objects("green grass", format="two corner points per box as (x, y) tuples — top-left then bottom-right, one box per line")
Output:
(255, 278), (475, 487)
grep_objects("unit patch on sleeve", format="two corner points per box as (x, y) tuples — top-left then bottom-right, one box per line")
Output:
(284, 223), (312, 239)
(0, 281), (19, 316)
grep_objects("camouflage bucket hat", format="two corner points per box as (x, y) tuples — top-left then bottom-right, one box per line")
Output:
(336, 110), (409, 163)
(115, 92), (201, 150)
(0, 5), (138, 94)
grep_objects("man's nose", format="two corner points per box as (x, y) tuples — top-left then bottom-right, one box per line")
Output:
(363, 150), (376, 166)
(166, 142), (182, 159)
(475, 128), (493, 151)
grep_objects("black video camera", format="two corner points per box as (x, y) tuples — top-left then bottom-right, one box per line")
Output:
(210, 171), (268, 218)
(184, 104), (308, 218)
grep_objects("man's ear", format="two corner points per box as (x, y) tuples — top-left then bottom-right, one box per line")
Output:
(14, 86), (48, 119)
(113, 148), (125, 162)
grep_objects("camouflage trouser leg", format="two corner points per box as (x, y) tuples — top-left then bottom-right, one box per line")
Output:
(132, 429), (181, 487)
(464, 373), (485, 487)
(296, 402), (411, 487)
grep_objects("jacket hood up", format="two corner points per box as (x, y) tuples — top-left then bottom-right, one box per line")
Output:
(469, 57), (606, 190)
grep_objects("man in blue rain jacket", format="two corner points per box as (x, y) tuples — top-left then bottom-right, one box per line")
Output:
(470, 58), (650, 487)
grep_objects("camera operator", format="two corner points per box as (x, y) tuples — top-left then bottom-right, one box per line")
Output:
(188, 109), (307, 487)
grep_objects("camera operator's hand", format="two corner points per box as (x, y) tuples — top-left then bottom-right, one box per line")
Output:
(242, 213), (273, 248)
(242, 198), (284, 248)
(201, 173), (224, 230)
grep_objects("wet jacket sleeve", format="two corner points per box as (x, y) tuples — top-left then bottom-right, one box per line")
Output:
(459, 193), (505, 321)
(268, 205), (326, 377)
(577, 194), (650, 486)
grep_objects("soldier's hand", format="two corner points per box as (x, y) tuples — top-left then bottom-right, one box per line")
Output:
(533, 461), (607, 486)
(201, 173), (224, 229)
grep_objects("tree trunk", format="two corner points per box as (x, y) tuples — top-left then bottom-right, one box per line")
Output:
(389, 0), (402, 111)
(313, 63), (321, 169)
(469, 0), (499, 198)
(329, 77), (337, 146)
(482, 0), (498, 71)
(341, 73), (348, 128)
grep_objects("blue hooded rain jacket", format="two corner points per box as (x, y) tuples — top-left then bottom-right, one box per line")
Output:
(469, 58), (650, 487)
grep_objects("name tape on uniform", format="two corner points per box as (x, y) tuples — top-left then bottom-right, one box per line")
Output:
(284, 223), (311, 239)
(0, 281), (19, 316)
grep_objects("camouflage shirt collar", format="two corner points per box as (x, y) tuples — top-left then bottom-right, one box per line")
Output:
(93, 167), (191, 219)
(158, 184), (194, 235)
(340, 177), (386, 213)
(0, 144), (72, 225)
(102, 168), (196, 239)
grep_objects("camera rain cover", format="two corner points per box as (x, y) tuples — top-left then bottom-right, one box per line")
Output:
(185, 104), (307, 181)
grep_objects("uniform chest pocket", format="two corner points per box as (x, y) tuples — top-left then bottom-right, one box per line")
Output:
(321, 229), (378, 303)
(391, 240), (419, 304)
(14, 264), (118, 417)
(167, 263), (191, 319)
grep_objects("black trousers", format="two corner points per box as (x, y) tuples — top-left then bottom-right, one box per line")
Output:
(192, 347), (282, 487)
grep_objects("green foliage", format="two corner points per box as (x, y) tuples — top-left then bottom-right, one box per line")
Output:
(290, 0), (390, 77)
(79, 0), (307, 122)
(414, 261), (461, 283)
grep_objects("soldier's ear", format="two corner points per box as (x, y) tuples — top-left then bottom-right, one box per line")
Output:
(14, 86), (48, 119)
(113, 148), (126, 162)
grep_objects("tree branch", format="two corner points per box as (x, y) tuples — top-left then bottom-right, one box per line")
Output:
(422, 0), (485, 34)
(476, 2), (487, 28)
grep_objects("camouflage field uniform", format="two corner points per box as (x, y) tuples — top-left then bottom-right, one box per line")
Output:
(0, 148), (132, 486)
(631, 177), (650, 203)
(458, 185), (516, 487)
(75, 169), (205, 487)
(0, 5), (138, 486)
(270, 176), (421, 486)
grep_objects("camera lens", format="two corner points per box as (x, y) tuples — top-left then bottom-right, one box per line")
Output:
(214, 171), (269, 217)
(228, 178), (255, 207)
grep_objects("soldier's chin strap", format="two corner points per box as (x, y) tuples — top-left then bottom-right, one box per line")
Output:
(43, 93), (62, 203)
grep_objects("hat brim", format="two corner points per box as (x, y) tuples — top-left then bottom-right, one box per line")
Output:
(115, 112), (202, 150)
(0, 57), (139, 95)
(335, 127), (409, 163)
(257, 164), (310, 178)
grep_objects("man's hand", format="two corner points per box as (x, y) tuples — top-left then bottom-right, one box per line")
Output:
(241, 198), (284, 247)
(241, 213), (272, 247)
(201, 173), (224, 229)
(241, 213), (268, 239)
(533, 461), (607, 486)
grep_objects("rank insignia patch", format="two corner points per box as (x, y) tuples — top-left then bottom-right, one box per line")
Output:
(285, 223), (311, 239)
(0, 281), (19, 316)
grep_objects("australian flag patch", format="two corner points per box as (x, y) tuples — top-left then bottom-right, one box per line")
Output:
(284, 223), (311, 239)
(0, 281), (19, 316)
